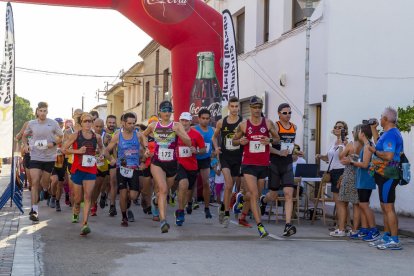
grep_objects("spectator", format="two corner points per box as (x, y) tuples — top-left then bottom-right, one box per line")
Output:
(292, 144), (306, 175)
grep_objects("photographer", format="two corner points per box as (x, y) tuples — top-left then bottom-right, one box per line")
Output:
(367, 107), (404, 250)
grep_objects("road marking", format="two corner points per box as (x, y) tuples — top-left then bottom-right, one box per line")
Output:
(230, 220), (346, 242)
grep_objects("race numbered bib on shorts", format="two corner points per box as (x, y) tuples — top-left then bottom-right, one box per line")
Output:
(34, 140), (48, 150)
(82, 155), (96, 167)
(249, 141), (265, 153)
(120, 166), (133, 178)
(280, 142), (294, 154)
(158, 148), (174, 161)
(56, 148), (63, 156)
(178, 146), (192, 158)
(225, 138), (240, 150)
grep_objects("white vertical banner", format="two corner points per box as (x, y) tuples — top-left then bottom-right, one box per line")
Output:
(0, 3), (15, 158)
(222, 9), (239, 117)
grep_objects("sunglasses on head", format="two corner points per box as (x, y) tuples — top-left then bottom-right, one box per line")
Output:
(280, 111), (292, 115)
(160, 107), (172, 113)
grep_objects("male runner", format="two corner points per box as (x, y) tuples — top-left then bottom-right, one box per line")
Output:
(105, 115), (118, 216)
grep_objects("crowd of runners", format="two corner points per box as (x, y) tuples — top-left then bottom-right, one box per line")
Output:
(14, 99), (406, 250)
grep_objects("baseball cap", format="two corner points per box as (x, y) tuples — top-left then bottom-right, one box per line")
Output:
(250, 96), (263, 106)
(54, 117), (63, 123)
(179, 112), (192, 121)
(159, 100), (173, 112)
(148, 115), (159, 125)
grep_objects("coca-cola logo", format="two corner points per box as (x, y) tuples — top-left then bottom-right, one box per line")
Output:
(143, 0), (195, 24)
(189, 102), (222, 119)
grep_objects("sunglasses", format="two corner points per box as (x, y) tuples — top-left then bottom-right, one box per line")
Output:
(334, 126), (343, 129)
(280, 111), (292, 115)
(160, 107), (172, 113)
(250, 105), (263, 109)
(82, 120), (92, 123)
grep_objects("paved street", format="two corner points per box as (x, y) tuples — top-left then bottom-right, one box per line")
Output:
(1, 165), (413, 276)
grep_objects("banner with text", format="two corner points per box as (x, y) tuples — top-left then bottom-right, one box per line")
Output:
(0, 3), (15, 158)
(222, 9), (239, 117)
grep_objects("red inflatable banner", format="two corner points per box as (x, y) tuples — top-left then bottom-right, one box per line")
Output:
(2, 0), (223, 120)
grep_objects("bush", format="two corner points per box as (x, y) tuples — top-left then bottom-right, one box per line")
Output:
(397, 105), (414, 132)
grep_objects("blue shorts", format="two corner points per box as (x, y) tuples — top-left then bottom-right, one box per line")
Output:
(71, 170), (97, 185)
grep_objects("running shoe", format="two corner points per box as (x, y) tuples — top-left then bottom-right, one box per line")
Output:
(218, 206), (225, 224)
(151, 196), (160, 221)
(90, 205), (97, 217)
(175, 210), (185, 226)
(29, 211), (39, 222)
(99, 193), (107, 209)
(368, 234), (389, 247)
(283, 224), (297, 237)
(377, 239), (402, 250)
(238, 218), (252, 228)
(258, 225), (269, 238)
(80, 224), (91, 236)
(232, 193), (244, 214)
(349, 231), (360, 240)
(223, 216), (230, 228)
(72, 214), (79, 223)
(363, 230), (381, 242)
(121, 218), (128, 227)
(127, 210), (135, 222)
(329, 229), (346, 237)
(205, 208), (212, 219)
(193, 201), (200, 210)
(161, 220), (170, 233)
(186, 202), (193, 215)
(259, 195), (267, 216)
(143, 206), (152, 215)
(55, 201), (61, 212)
(65, 193), (70, 206)
(49, 197), (56, 208)
(109, 205), (117, 217)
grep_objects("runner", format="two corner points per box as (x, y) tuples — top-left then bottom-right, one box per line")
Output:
(232, 96), (279, 238)
(176, 112), (206, 226)
(62, 112), (104, 236)
(15, 117), (34, 191)
(91, 118), (111, 216)
(141, 100), (191, 233)
(194, 109), (214, 219)
(212, 97), (243, 228)
(49, 117), (66, 212)
(105, 113), (142, 227)
(105, 115), (118, 216)
(260, 103), (301, 237)
(22, 102), (64, 222)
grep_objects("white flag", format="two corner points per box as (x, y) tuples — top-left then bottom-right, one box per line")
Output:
(0, 3), (15, 158)
(222, 10), (239, 116)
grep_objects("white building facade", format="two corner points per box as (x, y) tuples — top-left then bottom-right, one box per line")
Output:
(207, 0), (414, 215)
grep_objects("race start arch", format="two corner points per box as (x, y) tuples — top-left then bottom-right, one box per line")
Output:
(4, 0), (223, 120)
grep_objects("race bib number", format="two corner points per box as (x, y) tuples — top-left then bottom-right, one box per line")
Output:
(205, 143), (211, 153)
(179, 146), (192, 158)
(82, 155), (96, 167)
(281, 142), (294, 154)
(225, 138), (240, 150)
(120, 166), (133, 178)
(249, 141), (265, 153)
(159, 148), (174, 161)
(34, 140), (48, 150)
(56, 148), (63, 156)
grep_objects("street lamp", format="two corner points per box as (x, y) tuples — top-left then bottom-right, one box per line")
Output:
(297, 0), (320, 162)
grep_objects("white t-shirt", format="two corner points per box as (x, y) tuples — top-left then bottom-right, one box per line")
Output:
(293, 157), (307, 174)
(327, 143), (345, 170)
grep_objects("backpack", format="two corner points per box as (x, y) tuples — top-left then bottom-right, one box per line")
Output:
(399, 153), (411, 185)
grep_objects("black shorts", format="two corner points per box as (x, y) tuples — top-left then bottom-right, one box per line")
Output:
(241, 165), (268, 180)
(176, 165), (199, 190)
(29, 161), (55, 174)
(357, 189), (373, 203)
(374, 173), (399, 204)
(269, 162), (295, 191)
(109, 164), (116, 170)
(152, 160), (177, 178)
(197, 157), (211, 170)
(23, 153), (31, 169)
(52, 166), (66, 182)
(142, 167), (152, 178)
(330, 168), (344, 193)
(219, 155), (242, 177)
(116, 168), (140, 191)
(97, 169), (109, 178)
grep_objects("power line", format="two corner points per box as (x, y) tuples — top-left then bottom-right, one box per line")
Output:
(327, 72), (414, 80)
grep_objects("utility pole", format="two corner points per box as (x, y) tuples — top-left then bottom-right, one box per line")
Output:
(82, 96), (84, 111)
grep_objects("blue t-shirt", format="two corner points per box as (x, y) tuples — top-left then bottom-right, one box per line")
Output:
(356, 146), (376, 190)
(195, 125), (214, 160)
(372, 127), (403, 176)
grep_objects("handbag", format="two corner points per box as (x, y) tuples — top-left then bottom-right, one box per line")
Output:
(321, 147), (338, 183)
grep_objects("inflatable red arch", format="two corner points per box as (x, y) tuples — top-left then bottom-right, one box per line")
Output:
(3, 0), (223, 120)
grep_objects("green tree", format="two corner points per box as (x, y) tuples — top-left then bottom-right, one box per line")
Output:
(14, 94), (35, 137)
(397, 105), (414, 132)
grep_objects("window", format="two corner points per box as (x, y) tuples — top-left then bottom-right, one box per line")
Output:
(163, 68), (169, 101)
(145, 81), (150, 119)
(236, 12), (245, 55)
(264, 0), (270, 43)
(292, 0), (305, 28)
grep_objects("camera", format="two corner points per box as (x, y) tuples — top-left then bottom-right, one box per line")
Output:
(362, 119), (377, 125)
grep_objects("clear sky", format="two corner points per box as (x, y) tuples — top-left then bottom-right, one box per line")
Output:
(0, 2), (151, 120)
